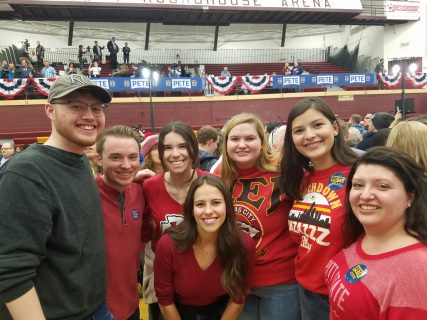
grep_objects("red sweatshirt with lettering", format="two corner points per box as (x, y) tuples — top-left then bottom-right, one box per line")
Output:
(288, 163), (351, 295)
(325, 237), (427, 319)
(232, 167), (297, 287)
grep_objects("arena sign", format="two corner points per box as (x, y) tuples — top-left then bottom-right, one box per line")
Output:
(15, 0), (363, 12)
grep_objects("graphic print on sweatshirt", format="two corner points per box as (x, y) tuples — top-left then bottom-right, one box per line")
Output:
(233, 175), (281, 255)
(288, 172), (347, 251)
(160, 213), (184, 233)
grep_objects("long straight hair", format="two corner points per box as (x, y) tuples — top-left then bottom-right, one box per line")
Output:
(280, 97), (357, 200)
(167, 175), (250, 300)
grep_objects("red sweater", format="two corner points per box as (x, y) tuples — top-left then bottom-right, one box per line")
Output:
(154, 233), (255, 306)
(232, 167), (297, 287)
(143, 169), (208, 251)
(325, 237), (427, 319)
(288, 163), (351, 294)
(96, 176), (144, 320)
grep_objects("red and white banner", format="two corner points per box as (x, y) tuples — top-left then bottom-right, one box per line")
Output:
(385, 1), (420, 20)
(241, 75), (271, 93)
(0, 79), (30, 99)
(32, 78), (57, 96)
(206, 76), (238, 95)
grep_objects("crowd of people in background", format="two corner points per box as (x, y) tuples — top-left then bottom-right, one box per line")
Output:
(1, 73), (427, 320)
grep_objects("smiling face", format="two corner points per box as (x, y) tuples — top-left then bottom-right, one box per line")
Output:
(46, 90), (105, 154)
(162, 131), (192, 174)
(100, 136), (140, 193)
(291, 108), (338, 170)
(349, 164), (413, 235)
(227, 122), (262, 170)
(193, 183), (226, 237)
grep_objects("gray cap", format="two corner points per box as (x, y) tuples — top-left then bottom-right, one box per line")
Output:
(48, 74), (112, 103)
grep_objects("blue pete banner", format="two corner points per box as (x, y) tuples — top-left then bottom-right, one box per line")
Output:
(91, 77), (203, 92)
(272, 73), (377, 88)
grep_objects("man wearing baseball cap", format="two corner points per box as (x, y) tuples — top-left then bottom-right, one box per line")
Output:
(0, 74), (114, 320)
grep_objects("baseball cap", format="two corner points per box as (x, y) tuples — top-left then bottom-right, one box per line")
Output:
(372, 112), (394, 130)
(48, 74), (112, 103)
(141, 135), (159, 157)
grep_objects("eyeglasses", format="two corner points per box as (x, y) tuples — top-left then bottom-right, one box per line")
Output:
(1, 147), (13, 150)
(52, 100), (108, 117)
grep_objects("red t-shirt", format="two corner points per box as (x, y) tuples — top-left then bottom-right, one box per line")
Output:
(232, 167), (297, 287)
(288, 163), (351, 294)
(154, 233), (256, 306)
(143, 169), (208, 251)
(325, 237), (427, 319)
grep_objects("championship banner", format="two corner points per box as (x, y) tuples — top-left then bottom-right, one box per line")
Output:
(0, 79), (29, 99)
(241, 75), (270, 93)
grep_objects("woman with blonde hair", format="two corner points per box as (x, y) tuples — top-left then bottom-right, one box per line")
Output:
(386, 120), (427, 171)
(220, 113), (299, 320)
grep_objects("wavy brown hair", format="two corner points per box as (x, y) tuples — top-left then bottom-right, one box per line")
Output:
(166, 175), (251, 300)
(220, 113), (278, 188)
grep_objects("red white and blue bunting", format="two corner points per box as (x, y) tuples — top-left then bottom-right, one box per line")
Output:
(241, 75), (271, 93)
(406, 73), (427, 89)
(206, 76), (238, 94)
(32, 78), (56, 96)
(377, 72), (402, 89)
(0, 79), (30, 99)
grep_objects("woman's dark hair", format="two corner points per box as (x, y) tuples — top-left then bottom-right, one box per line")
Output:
(280, 97), (357, 200)
(158, 121), (199, 177)
(167, 175), (250, 300)
(344, 146), (427, 246)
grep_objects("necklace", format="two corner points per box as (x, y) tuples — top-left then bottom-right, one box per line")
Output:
(194, 243), (216, 255)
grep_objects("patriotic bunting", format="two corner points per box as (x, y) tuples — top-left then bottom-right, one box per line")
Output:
(206, 76), (238, 94)
(406, 73), (427, 89)
(0, 79), (30, 99)
(32, 78), (57, 96)
(241, 75), (271, 93)
(377, 72), (402, 89)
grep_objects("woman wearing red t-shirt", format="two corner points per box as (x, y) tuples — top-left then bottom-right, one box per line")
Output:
(280, 97), (358, 320)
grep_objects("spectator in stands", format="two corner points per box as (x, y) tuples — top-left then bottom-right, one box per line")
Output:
(141, 134), (163, 175)
(154, 175), (255, 320)
(221, 66), (231, 77)
(89, 61), (102, 78)
(16, 59), (36, 78)
(93, 40), (105, 63)
(36, 41), (45, 70)
(112, 64), (130, 77)
(0, 142), (15, 167)
(169, 64), (181, 77)
(29, 50), (38, 65)
(95, 125), (147, 320)
(1, 60), (8, 78)
(348, 114), (367, 136)
(7, 63), (17, 79)
(78, 44), (87, 72)
(0, 74), (113, 319)
(326, 147), (427, 320)
(282, 62), (292, 75)
(107, 36), (119, 70)
(20, 39), (30, 58)
(357, 112), (394, 151)
(66, 61), (78, 75)
(291, 61), (303, 75)
(375, 58), (385, 74)
(387, 121), (427, 171)
(122, 42), (131, 65)
(280, 97), (358, 320)
(40, 61), (56, 79)
(197, 126), (219, 172)
(220, 113), (299, 320)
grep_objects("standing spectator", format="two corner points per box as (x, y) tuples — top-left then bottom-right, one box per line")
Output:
(325, 147), (427, 320)
(7, 63), (17, 79)
(292, 61), (303, 75)
(66, 61), (78, 75)
(16, 59), (35, 78)
(154, 175), (255, 319)
(95, 125), (147, 320)
(220, 113), (300, 320)
(221, 66), (231, 77)
(375, 58), (386, 89)
(1, 60), (8, 78)
(280, 97), (358, 320)
(93, 40), (105, 63)
(89, 61), (102, 78)
(0, 142), (15, 167)
(107, 37), (119, 70)
(78, 44), (87, 72)
(35, 41), (45, 70)
(28, 50), (38, 65)
(0, 74), (113, 319)
(348, 114), (367, 136)
(122, 42), (131, 65)
(20, 39), (30, 58)
(197, 126), (219, 172)
(40, 61), (56, 79)
(282, 62), (292, 75)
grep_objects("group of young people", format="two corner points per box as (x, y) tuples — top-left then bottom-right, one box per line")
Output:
(0, 73), (426, 320)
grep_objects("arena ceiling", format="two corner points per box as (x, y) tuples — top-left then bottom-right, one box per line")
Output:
(0, 1), (408, 26)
